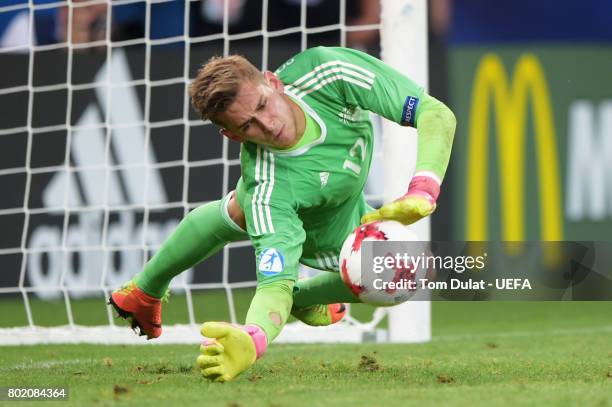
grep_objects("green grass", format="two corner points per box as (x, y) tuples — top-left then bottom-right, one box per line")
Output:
(1, 302), (612, 406)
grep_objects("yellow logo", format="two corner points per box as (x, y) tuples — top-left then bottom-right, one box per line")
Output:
(466, 53), (563, 242)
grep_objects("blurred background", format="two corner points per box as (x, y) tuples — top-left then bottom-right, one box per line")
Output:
(0, 0), (611, 325)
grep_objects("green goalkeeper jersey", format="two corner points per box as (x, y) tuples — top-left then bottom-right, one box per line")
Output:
(237, 46), (425, 283)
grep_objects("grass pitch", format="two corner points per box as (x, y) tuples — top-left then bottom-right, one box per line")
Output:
(1, 301), (612, 406)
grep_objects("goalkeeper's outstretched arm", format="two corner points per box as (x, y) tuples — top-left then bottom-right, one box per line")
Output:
(197, 279), (293, 382)
(362, 93), (456, 225)
(310, 47), (456, 225)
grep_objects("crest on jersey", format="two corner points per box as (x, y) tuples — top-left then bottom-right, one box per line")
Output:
(338, 106), (360, 124)
(319, 172), (330, 188)
(258, 248), (285, 275)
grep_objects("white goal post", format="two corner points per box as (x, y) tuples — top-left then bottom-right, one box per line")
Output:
(380, 0), (432, 343)
(0, 0), (430, 345)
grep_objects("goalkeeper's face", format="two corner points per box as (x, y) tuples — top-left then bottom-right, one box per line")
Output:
(216, 71), (305, 149)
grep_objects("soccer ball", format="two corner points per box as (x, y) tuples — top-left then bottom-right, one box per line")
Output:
(339, 220), (424, 306)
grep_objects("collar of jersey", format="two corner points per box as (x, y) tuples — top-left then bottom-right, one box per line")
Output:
(264, 88), (328, 156)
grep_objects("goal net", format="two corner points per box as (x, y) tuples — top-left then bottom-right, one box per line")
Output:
(0, 0), (429, 345)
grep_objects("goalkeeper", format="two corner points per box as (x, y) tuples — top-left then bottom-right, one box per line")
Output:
(110, 46), (456, 382)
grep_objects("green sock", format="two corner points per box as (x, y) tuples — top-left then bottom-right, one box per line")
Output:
(135, 195), (247, 298)
(246, 279), (294, 342)
(292, 272), (360, 308)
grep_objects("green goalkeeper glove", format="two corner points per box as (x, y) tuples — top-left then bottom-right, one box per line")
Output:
(197, 322), (267, 382)
(361, 172), (440, 225)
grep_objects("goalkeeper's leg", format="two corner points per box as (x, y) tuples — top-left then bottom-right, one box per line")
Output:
(293, 271), (361, 308)
(134, 191), (246, 297)
(109, 191), (247, 338)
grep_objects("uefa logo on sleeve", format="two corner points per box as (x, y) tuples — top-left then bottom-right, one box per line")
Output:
(258, 248), (285, 276)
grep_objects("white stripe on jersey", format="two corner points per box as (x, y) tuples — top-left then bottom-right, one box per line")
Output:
(323, 255), (334, 269)
(285, 84), (300, 96)
(315, 253), (326, 270)
(292, 60), (375, 86)
(326, 252), (339, 270)
(251, 146), (262, 235)
(252, 147), (275, 235)
(297, 66), (374, 91)
(294, 75), (372, 98)
(258, 149), (269, 233)
(263, 151), (275, 233)
(288, 61), (376, 99)
(328, 252), (339, 267)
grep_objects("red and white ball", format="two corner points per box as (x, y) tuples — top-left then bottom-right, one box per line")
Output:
(339, 220), (424, 306)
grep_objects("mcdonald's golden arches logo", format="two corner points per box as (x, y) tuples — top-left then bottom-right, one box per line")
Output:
(466, 53), (563, 241)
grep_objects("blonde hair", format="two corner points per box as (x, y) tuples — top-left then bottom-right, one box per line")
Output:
(189, 55), (263, 123)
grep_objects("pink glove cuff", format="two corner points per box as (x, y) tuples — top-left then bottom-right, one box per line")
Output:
(201, 323), (268, 359)
(405, 171), (441, 205)
(243, 324), (268, 359)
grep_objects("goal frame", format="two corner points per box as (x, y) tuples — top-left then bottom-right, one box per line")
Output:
(0, 0), (430, 345)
